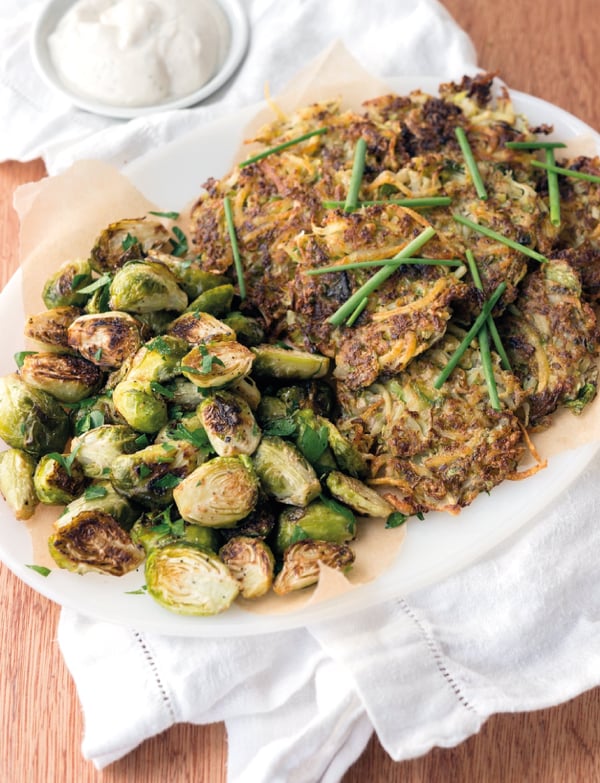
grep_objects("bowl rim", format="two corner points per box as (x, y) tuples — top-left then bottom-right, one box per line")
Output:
(30, 0), (250, 119)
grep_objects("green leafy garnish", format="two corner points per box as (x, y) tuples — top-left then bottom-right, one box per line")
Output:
(84, 485), (108, 500)
(296, 423), (329, 464)
(149, 210), (181, 220)
(26, 564), (52, 577)
(155, 473), (181, 489)
(170, 423), (212, 450)
(125, 584), (148, 595)
(74, 409), (105, 436)
(122, 233), (139, 251)
(319, 494), (356, 525)
(171, 226), (189, 258)
(146, 335), (175, 355)
(150, 380), (175, 399)
(263, 416), (297, 437)
(93, 347), (103, 361)
(139, 464), (152, 479)
(14, 351), (37, 369)
(385, 512), (408, 528)
(46, 446), (80, 477)
(77, 273), (112, 295)
(289, 525), (310, 545)
(135, 434), (150, 447)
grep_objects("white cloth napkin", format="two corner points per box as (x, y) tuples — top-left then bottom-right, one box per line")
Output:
(4, 1), (600, 781)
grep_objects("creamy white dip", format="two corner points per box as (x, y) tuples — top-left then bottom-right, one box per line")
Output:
(48, 0), (229, 107)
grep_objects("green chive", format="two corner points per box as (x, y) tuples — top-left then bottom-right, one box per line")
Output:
(453, 214), (547, 263)
(148, 210), (180, 219)
(223, 195), (246, 300)
(327, 226), (436, 328)
(345, 297), (368, 327)
(455, 126), (488, 200)
(530, 159), (600, 184)
(322, 197), (452, 209)
(478, 324), (501, 410)
(77, 273), (112, 295)
(465, 250), (511, 371)
(306, 257), (462, 275)
(434, 282), (507, 389)
(239, 127), (327, 168)
(344, 138), (367, 212)
(545, 148), (561, 227)
(26, 564), (52, 577)
(505, 141), (567, 150)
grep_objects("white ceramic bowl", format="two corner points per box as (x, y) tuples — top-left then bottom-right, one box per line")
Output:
(30, 0), (250, 119)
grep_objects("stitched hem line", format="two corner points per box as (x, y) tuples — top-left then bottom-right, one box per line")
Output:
(397, 597), (478, 715)
(133, 631), (177, 722)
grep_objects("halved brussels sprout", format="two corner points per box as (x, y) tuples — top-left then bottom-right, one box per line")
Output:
(56, 480), (138, 530)
(0, 374), (70, 455)
(71, 424), (141, 478)
(49, 510), (144, 576)
(253, 436), (321, 507)
(0, 448), (38, 520)
(90, 218), (172, 273)
(173, 455), (259, 527)
(109, 261), (187, 314)
(112, 379), (168, 433)
(317, 416), (368, 479)
(148, 253), (229, 299)
(181, 340), (254, 389)
(229, 376), (261, 411)
(24, 306), (83, 350)
(219, 501), (276, 542)
(272, 540), (355, 595)
(19, 352), (103, 403)
(131, 308), (174, 336)
(276, 499), (356, 552)
(219, 536), (275, 599)
(325, 471), (394, 517)
(131, 510), (219, 553)
(126, 335), (188, 384)
(33, 453), (87, 505)
(185, 284), (234, 317)
(167, 311), (235, 345)
(155, 413), (212, 463)
(164, 377), (207, 411)
(222, 312), (265, 347)
(67, 312), (144, 368)
(256, 395), (290, 426)
(72, 393), (125, 434)
(111, 441), (198, 507)
(42, 258), (93, 309)
(145, 543), (240, 615)
(198, 391), (261, 456)
(251, 345), (330, 379)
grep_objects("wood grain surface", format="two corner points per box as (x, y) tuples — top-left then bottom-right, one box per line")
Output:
(2, 1), (600, 780)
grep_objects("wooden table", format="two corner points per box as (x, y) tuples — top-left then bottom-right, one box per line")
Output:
(2, 1), (600, 780)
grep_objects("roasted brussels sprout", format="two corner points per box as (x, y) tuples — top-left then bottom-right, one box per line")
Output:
(131, 308), (174, 336)
(256, 395), (290, 426)
(317, 416), (368, 479)
(149, 253), (229, 299)
(219, 536), (275, 599)
(109, 260), (187, 314)
(67, 312), (144, 368)
(24, 306), (83, 350)
(145, 543), (240, 615)
(131, 510), (219, 553)
(167, 310), (235, 345)
(181, 340), (254, 389)
(90, 217), (172, 273)
(71, 424), (141, 478)
(126, 335), (188, 384)
(229, 377), (261, 411)
(0, 448), (38, 520)
(164, 377), (207, 411)
(277, 382), (334, 417)
(19, 352), (103, 403)
(0, 374), (70, 455)
(33, 453), (87, 505)
(198, 391), (261, 456)
(325, 471), (394, 517)
(185, 284), (235, 316)
(111, 441), (198, 507)
(291, 408), (337, 472)
(219, 501), (276, 542)
(222, 312), (265, 347)
(72, 393), (124, 434)
(173, 455), (259, 527)
(276, 499), (356, 552)
(42, 258), (93, 309)
(112, 379), (168, 433)
(251, 345), (330, 379)
(272, 540), (355, 595)
(253, 436), (321, 507)
(57, 480), (138, 530)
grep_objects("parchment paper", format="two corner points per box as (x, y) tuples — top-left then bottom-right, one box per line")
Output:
(13, 43), (600, 614)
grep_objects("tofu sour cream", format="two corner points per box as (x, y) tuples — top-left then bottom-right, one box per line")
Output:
(48, 0), (229, 108)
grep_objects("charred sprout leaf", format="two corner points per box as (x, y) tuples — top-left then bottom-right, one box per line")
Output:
(71, 424), (141, 478)
(185, 284), (235, 317)
(272, 540), (355, 595)
(167, 310), (235, 345)
(19, 352), (103, 403)
(111, 441), (198, 507)
(33, 453), (87, 505)
(325, 471), (394, 517)
(251, 345), (330, 379)
(276, 500), (356, 552)
(253, 436), (321, 507)
(90, 218), (172, 273)
(24, 306), (83, 351)
(26, 564), (51, 577)
(219, 536), (275, 599)
(109, 261), (188, 314)
(145, 543), (239, 615)
(0, 374), (70, 456)
(0, 448), (38, 520)
(42, 258), (93, 309)
(198, 391), (262, 456)
(112, 379), (168, 433)
(385, 512), (408, 529)
(173, 455), (259, 527)
(181, 341), (254, 389)
(49, 509), (144, 576)
(67, 312), (144, 369)
(85, 485), (108, 500)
